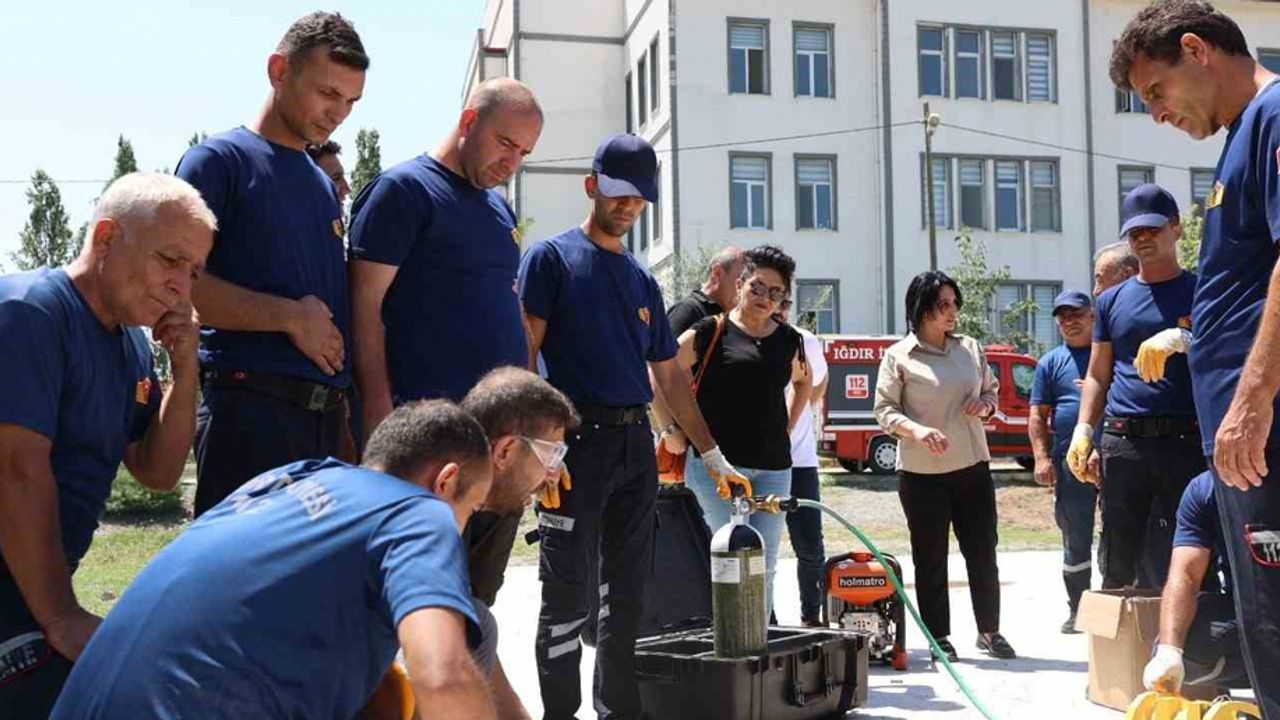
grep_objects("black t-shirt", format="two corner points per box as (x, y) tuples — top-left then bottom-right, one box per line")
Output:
(667, 290), (722, 337)
(692, 316), (803, 470)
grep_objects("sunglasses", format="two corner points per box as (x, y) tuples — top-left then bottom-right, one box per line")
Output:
(520, 436), (569, 472)
(747, 279), (787, 303)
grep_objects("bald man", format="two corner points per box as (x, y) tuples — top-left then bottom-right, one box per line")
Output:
(349, 77), (545, 608)
(1093, 241), (1140, 297)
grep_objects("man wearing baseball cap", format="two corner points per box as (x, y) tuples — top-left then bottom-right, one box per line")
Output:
(1068, 183), (1204, 590)
(1029, 290), (1101, 632)
(518, 133), (748, 720)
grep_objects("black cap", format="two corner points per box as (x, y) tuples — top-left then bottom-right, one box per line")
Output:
(1052, 290), (1092, 315)
(1120, 183), (1179, 239)
(592, 134), (658, 202)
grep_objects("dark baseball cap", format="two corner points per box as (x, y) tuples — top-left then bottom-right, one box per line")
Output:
(1052, 290), (1092, 316)
(592, 134), (658, 203)
(1120, 183), (1179, 239)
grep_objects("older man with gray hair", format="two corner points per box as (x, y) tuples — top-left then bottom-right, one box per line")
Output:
(667, 246), (745, 336)
(0, 172), (215, 716)
(1093, 241), (1140, 297)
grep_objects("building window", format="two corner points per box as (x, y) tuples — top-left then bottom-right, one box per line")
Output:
(624, 73), (633, 133)
(1026, 33), (1055, 102)
(639, 196), (650, 251)
(918, 26), (947, 97)
(796, 156), (835, 230)
(995, 160), (1023, 231)
(1260, 48), (1280, 74)
(795, 25), (832, 98)
(637, 53), (649, 127)
(1119, 166), (1155, 222)
(1116, 88), (1148, 114)
(954, 29), (985, 99)
(729, 21), (769, 95)
(958, 158), (986, 230)
(649, 36), (661, 113)
(653, 164), (662, 243)
(730, 154), (770, 229)
(922, 156), (953, 229)
(797, 280), (839, 333)
(1029, 160), (1060, 232)
(1191, 169), (1215, 213)
(992, 281), (1061, 350)
(990, 31), (1021, 101)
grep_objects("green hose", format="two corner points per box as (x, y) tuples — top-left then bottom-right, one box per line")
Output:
(797, 498), (1001, 720)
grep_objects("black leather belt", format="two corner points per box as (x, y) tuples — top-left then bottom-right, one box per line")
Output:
(203, 370), (347, 413)
(578, 404), (649, 426)
(1103, 415), (1198, 438)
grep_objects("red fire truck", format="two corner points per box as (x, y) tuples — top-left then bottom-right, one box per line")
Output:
(818, 335), (1037, 474)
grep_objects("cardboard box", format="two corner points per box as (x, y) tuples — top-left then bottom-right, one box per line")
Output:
(1074, 589), (1218, 710)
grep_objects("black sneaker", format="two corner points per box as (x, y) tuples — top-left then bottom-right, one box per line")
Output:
(977, 632), (1017, 659)
(931, 637), (959, 663)
(1061, 613), (1081, 635)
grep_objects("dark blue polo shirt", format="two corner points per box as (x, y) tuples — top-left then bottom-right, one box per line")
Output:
(0, 269), (160, 566)
(348, 155), (527, 402)
(176, 127), (349, 388)
(1094, 273), (1198, 418)
(1174, 472), (1232, 592)
(1030, 343), (1091, 458)
(518, 228), (677, 407)
(1189, 80), (1280, 456)
(50, 459), (478, 720)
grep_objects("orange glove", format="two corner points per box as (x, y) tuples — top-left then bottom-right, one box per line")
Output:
(538, 467), (572, 509)
(359, 663), (415, 720)
(702, 446), (752, 499)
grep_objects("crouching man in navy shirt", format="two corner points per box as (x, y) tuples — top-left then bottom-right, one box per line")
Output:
(0, 173), (216, 717)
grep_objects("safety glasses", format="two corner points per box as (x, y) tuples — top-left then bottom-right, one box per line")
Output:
(520, 436), (569, 472)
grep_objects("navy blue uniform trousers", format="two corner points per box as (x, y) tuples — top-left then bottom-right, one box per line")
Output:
(1053, 456), (1098, 613)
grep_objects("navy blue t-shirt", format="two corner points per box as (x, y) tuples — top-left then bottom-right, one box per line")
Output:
(0, 269), (159, 566)
(1030, 343), (1091, 458)
(519, 228), (677, 407)
(349, 155), (527, 402)
(1174, 471), (1232, 592)
(50, 459), (478, 720)
(1190, 80), (1280, 456)
(1094, 273), (1197, 418)
(176, 127), (350, 387)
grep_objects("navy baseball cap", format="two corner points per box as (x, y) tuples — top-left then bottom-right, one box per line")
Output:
(592, 134), (658, 203)
(1052, 290), (1092, 316)
(1120, 183), (1180, 239)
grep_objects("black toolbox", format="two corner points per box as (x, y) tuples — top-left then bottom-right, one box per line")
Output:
(635, 627), (869, 719)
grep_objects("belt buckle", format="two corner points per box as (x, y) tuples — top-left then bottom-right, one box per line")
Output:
(307, 385), (329, 412)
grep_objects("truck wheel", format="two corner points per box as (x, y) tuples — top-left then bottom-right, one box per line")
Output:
(837, 459), (862, 474)
(867, 437), (898, 475)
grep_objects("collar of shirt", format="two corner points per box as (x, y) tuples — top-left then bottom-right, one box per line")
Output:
(903, 332), (958, 357)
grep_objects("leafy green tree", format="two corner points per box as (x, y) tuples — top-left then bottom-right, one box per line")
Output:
(947, 230), (1040, 353)
(106, 135), (139, 191)
(352, 128), (382, 197)
(657, 243), (721, 308)
(12, 170), (77, 270)
(1178, 205), (1203, 273)
(188, 131), (209, 148)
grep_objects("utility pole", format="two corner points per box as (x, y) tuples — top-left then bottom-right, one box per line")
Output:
(923, 102), (941, 270)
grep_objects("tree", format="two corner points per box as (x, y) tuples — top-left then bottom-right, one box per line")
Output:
(946, 230), (1040, 353)
(656, 243), (720, 308)
(106, 135), (139, 191)
(352, 128), (382, 197)
(1178, 204), (1203, 273)
(12, 170), (77, 270)
(188, 131), (209, 148)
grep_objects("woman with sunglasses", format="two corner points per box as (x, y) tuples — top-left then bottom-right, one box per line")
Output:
(652, 244), (810, 619)
(873, 270), (1016, 662)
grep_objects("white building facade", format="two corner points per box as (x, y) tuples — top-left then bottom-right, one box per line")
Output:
(466, 0), (1280, 340)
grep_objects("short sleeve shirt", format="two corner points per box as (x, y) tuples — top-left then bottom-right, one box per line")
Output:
(1173, 472), (1232, 592)
(348, 155), (527, 402)
(788, 327), (828, 467)
(1093, 273), (1197, 418)
(518, 228), (676, 407)
(1029, 343), (1091, 458)
(49, 459), (478, 720)
(176, 127), (349, 387)
(0, 268), (159, 566)
(667, 290), (722, 337)
(1190, 80), (1280, 455)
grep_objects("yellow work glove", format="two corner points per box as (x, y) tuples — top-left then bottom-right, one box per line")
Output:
(359, 662), (415, 720)
(538, 467), (572, 510)
(701, 446), (753, 499)
(1066, 423), (1097, 485)
(1135, 328), (1191, 383)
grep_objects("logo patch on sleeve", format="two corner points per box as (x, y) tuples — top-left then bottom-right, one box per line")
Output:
(1205, 181), (1224, 210)
(1246, 524), (1280, 567)
(638, 307), (651, 326)
(332, 218), (345, 238)
(135, 377), (152, 404)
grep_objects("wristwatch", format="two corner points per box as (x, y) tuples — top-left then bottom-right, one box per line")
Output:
(659, 423), (679, 438)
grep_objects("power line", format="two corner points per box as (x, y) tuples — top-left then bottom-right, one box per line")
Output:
(943, 122), (1196, 172)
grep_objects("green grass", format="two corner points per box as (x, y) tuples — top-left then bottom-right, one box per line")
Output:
(74, 523), (185, 615)
(102, 468), (186, 522)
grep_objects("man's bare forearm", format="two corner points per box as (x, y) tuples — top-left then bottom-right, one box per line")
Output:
(1159, 549), (1211, 647)
(1028, 407), (1053, 461)
(127, 362), (199, 491)
(0, 446), (78, 627)
(653, 364), (715, 452)
(192, 273), (298, 333)
(352, 305), (394, 439)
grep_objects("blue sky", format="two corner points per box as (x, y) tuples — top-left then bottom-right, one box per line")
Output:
(0, 1), (483, 265)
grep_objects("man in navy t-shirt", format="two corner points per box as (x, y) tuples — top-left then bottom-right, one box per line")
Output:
(1112, 3), (1280, 709)
(519, 134), (747, 720)
(50, 401), (500, 720)
(1029, 290), (1099, 633)
(1068, 183), (1204, 590)
(178, 13), (368, 515)
(0, 173), (215, 717)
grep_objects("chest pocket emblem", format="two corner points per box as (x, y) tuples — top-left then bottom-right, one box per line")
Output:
(1205, 181), (1224, 210)
(135, 378), (152, 405)
(638, 307), (651, 326)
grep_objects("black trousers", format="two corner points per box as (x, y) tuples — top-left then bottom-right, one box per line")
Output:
(1183, 592), (1248, 689)
(536, 422), (657, 720)
(1214, 447), (1280, 717)
(0, 567), (73, 720)
(1098, 432), (1204, 589)
(463, 509), (524, 607)
(898, 462), (1001, 638)
(785, 466), (826, 621)
(1053, 456), (1098, 613)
